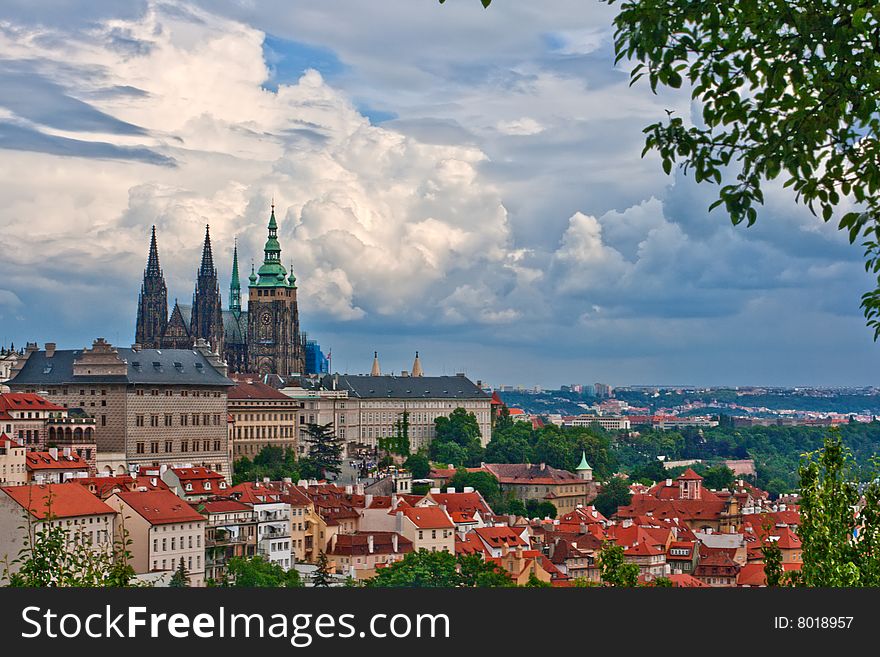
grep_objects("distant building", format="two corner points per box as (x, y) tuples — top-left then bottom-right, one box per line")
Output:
(0, 435), (26, 486)
(304, 340), (329, 375)
(482, 462), (598, 515)
(227, 375), (301, 460)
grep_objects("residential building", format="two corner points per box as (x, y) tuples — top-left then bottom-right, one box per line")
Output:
(482, 462), (598, 515)
(0, 483), (115, 584)
(0, 435), (26, 486)
(25, 448), (90, 483)
(8, 337), (234, 475)
(228, 376), (300, 459)
(226, 481), (293, 569)
(0, 392), (66, 450)
(160, 466), (230, 501)
(195, 498), (257, 583)
(327, 531), (413, 580)
(395, 506), (455, 553)
(105, 489), (207, 586)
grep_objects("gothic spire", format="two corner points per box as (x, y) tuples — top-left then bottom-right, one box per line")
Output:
(230, 238), (241, 314)
(412, 351), (423, 377)
(371, 351), (381, 376)
(199, 224), (216, 277)
(145, 225), (162, 277)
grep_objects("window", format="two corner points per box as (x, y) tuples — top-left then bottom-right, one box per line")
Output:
(150, 442), (159, 454)
(136, 415), (145, 427)
(180, 414), (188, 426)
(165, 414), (173, 427)
(150, 415), (159, 427)
(136, 442), (145, 454)
(164, 441), (172, 453)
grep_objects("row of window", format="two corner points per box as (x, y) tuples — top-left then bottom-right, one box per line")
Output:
(135, 440), (222, 454)
(135, 413), (222, 427)
(153, 555), (201, 572)
(152, 534), (202, 552)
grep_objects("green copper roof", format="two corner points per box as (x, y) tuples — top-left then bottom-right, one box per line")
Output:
(576, 451), (592, 471)
(253, 205), (295, 288)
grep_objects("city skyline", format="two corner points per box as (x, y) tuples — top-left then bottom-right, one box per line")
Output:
(0, 1), (878, 388)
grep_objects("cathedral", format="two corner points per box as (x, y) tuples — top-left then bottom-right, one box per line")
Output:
(135, 205), (305, 375)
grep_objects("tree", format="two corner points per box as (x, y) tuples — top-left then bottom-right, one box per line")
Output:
(312, 550), (333, 587)
(429, 408), (485, 467)
(761, 534), (784, 588)
(652, 576), (673, 587)
(232, 446), (299, 486)
(592, 476), (633, 519)
(524, 499), (557, 520)
(379, 411), (411, 457)
(597, 543), (639, 587)
(303, 422), (344, 479)
(169, 556), (190, 587)
(448, 469), (501, 509)
(223, 555), (303, 587)
(522, 573), (552, 588)
(793, 431), (863, 586)
(486, 423), (534, 464)
(702, 464), (735, 491)
(597, 0), (880, 338)
(365, 550), (461, 588)
(457, 554), (515, 587)
(404, 453), (430, 479)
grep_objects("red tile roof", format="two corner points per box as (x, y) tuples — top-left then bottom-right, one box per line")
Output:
(482, 462), (582, 485)
(668, 573), (710, 588)
(677, 468), (703, 481)
(328, 531), (413, 557)
(196, 498), (254, 514)
(472, 526), (529, 549)
(112, 489), (205, 525)
(25, 451), (89, 471)
(401, 506), (454, 529)
(2, 483), (113, 519)
(0, 393), (64, 412)
(74, 475), (169, 498)
(428, 491), (493, 516)
(228, 377), (295, 400)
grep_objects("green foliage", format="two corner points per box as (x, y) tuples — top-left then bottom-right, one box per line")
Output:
(366, 549), (513, 588)
(761, 523), (784, 588)
(458, 554), (515, 587)
(652, 576), (673, 587)
(701, 464), (735, 491)
(222, 555), (303, 587)
(404, 453), (430, 479)
(379, 411), (411, 457)
(169, 556), (190, 587)
(592, 476), (633, 519)
(232, 446), (299, 486)
(312, 550), (333, 587)
(597, 543), (639, 587)
(524, 499), (557, 520)
(303, 422), (344, 479)
(429, 408), (485, 467)
(486, 422), (616, 479)
(522, 573), (551, 588)
(449, 468), (500, 504)
(603, 0), (880, 337)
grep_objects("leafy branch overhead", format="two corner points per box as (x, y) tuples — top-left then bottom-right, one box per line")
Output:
(448, 0), (880, 338)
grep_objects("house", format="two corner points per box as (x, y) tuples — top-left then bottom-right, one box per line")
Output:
(25, 448), (90, 483)
(0, 483), (115, 583)
(194, 498), (257, 583)
(694, 552), (740, 587)
(161, 466), (229, 501)
(395, 506), (455, 553)
(470, 526), (530, 558)
(73, 473), (169, 499)
(482, 462), (598, 515)
(667, 540), (699, 574)
(0, 434), (26, 486)
(226, 481), (293, 569)
(487, 546), (554, 586)
(327, 531), (413, 580)
(105, 489), (207, 586)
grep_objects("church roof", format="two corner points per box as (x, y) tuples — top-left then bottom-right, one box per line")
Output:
(323, 374), (488, 400)
(576, 451), (592, 471)
(9, 346), (233, 387)
(222, 309), (248, 344)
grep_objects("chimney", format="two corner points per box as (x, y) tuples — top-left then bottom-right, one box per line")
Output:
(430, 487), (441, 494)
(131, 343), (142, 352)
(446, 487), (455, 494)
(463, 486), (474, 494)
(666, 478), (673, 486)
(283, 477), (292, 484)
(45, 343), (56, 358)
(63, 447), (71, 458)
(539, 462), (546, 471)
(367, 534), (374, 554)
(391, 494), (398, 510)
(345, 485), (353, 495)
(49, 447), (58, 460)
(365, 494), (373, 508)
(391, 533), (399, 553)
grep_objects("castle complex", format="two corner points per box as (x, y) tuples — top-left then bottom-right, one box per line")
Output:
(135, 205), (305, 375)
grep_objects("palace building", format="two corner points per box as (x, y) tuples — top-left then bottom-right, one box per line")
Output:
(135, 205), (305, 376)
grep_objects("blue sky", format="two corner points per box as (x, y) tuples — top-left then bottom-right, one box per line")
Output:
(0, 1), (877, 388)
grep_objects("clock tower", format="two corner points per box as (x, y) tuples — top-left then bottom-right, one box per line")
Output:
(246, 204), (304, 375)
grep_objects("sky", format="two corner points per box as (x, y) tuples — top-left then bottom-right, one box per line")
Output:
(0, 0), (877, 389)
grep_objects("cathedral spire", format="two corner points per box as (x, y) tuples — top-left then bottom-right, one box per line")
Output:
(230, 238), (241, 314)
(371, 351), (381, 376)
(412, 351), (423, 377)
(255, 204), (288, 286)
(146, 225), (162, 277)
(199, 224), (216, 277)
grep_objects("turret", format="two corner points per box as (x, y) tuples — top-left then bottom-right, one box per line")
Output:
(371, 351), (381, 376)
(411, 351), (423, 377)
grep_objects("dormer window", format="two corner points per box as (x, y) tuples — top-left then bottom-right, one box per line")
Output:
(185, 483), (193, 492)
(204, 482), (212, 490)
